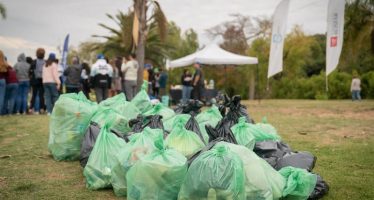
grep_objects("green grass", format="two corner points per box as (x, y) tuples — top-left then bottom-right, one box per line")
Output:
(0, 100), (373, 199)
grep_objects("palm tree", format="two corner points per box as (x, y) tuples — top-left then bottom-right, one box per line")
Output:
(0, 2), (6, 19)
(133, 0), (167, 88)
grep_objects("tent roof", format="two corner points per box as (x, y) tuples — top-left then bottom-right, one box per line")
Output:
(169, 43), (258, 68)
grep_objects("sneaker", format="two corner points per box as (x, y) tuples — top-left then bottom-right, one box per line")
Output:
(34, 112), (40, 115)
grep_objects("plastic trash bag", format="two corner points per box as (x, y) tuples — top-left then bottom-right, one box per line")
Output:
(143, 103), (175, 122)
(165, 122), (205, 158)
(111, 127), (163, 197)
(254, 141), (292, 168)
(146, 115), (165, 131)
(196, 105), (223, 143)
(279, 166), (317, 200)
(308, 174), (329, 200)
(275, 151), (316, 171)
(227, 95), (254, 124)
(174, 99), (203, 115)
(230, 117), (256, 150)
(178, 143), (246, 200)
(126, 139), (188, 200)
(206, 121), (238, 144)
(83, 124), (128, 190)
(90, 107), (130, 133)
(185, 115), (206, 144)
(187, 138), (226, 167)
(48, 92), (98, 161)
(128, 115), (145, 133)
(80, 122), (101, 167)
(99, 92), (127, 106)
(224, 142), (286, 200)
(163, 114), (191, 132)
(131, 81), (152, 113)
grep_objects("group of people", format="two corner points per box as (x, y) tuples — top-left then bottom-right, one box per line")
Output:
(180, 62), (204, 103)
(0, 47), (172, 116)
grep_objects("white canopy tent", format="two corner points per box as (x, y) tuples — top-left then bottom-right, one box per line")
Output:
(168, 43), (258, 68)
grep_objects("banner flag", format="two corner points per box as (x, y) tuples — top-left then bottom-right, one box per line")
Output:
(326, 0), (345, 75)
(267, 0), (290, 78)
(61, 34), (69, 70)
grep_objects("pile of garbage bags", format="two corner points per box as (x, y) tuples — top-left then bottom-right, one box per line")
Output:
(48, 84), (329, 199)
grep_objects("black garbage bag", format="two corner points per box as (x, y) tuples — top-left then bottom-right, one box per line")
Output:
(308, 174), (329, 200)
(206, 123), (238, 144)
(187, 137), (226, 167)
(174, 99), (204, 115)
(146, 115), (164, 130)
(80, 122), (101, 167)
(214, 93), (230, 117)
(229, 95), (254, 124)
(128, 115), (145, 133)
(80, 122), (128, 168)
(185, 114), (206, 144)
(275, 151), (317, 171)
(253, 141), (292, 168)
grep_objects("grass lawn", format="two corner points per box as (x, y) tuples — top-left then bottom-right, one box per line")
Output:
(0, 100), (373, 199)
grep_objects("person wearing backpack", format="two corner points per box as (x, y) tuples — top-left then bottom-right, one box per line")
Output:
(29, 48), (46, 114)
(90, 54), (113, 103)
(64, 56), (82, 93)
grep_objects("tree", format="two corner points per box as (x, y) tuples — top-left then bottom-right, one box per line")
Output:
(133, 0), (168, 88)
(0, 2), (6, 19)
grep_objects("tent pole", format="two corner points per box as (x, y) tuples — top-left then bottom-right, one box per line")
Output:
(326, 74), (329, 92)
(256, 64), (261, 104)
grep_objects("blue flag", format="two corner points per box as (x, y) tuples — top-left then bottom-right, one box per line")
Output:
(61, 34), (70, 70)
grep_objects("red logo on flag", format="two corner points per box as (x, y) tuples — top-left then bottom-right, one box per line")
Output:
(330, 36), (337, 47)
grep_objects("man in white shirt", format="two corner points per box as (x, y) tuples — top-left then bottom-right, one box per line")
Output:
(351, 74), (361, 101)
(90, 54), (113, 103)
(121, 53), (138, 100)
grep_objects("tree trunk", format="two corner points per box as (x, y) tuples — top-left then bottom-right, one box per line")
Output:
(134, 0), (146, 90)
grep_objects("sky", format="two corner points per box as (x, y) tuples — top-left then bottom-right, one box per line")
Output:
(0, 0), (328, 64)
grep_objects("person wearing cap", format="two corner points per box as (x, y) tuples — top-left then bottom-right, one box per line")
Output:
(192, 62), (204, 101)
(64, 56), (82, 93)
(121, 53), (138, 100)
(29, 48), (46, 114)
(42, 53), (61, 115)
(90, 54), (113, 103)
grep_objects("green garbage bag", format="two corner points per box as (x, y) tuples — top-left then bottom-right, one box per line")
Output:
(224, 142), (285, 200)
(90, 107), (129, 133)
(165, 122), (205, 158)
(48, 92), (98, 161)
(111, 127), (163, 197)
(230, 117), (256, 150)
(252, 117), (281, 141)
(143, 103), (175, 122)
(163, 114), (191, 132)
(279, 166), (317, 200)
(131, 81), (152, 113)
(178, 143), (246, 200)
(99, 93), (140, 121)
(196, 105), (222, 143)
(126, 139), (188, 200)
(83, 124), (128, 190)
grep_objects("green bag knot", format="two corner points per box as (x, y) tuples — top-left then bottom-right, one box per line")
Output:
(238, 117), (247, 124)
(214, 145), (228, 157)
(262, 116), (268, 123)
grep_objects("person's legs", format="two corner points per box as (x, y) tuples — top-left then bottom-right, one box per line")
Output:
(187, 86), (193, 101)
(0, 79), (6, 115)
(102, 87), (108, 101)
(50, 83), (59, 112)
(15, 82), (23, 113)
(94, 87), (103, 103)
(43, 84), (52, 114)
(8, 83), (18, 114)
(124, 80), (133, 100)
(38, 80), (46, 112)
(182, 86), (187, 103)
(30, 84), (37, 112)
(199, 84), (205, 102)
(131, 81), (138, 99)
(357, 90), (362, 100)
(22, 81), (30, 113)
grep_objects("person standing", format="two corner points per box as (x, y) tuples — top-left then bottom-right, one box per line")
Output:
(159, 68), (168, 97)
(29, 48), (46, 114)
(192, 62), (204, 101)
(3, 64), (19, 114)
(90, 54), (113, 103)
(64, 56), (82, 93)
(121, 53), (138, 100)
(42, 53), (61, 115)
(0, 50), (9, 115)
(153, 68), (160, 98)
(80, 62), (91, 99)
(351, 73), (361, 101)
(14, 53), (30, 114)
(181, 69), (193, 103)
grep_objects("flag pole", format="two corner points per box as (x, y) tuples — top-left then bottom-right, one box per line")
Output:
(326, 74), (329, 92)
